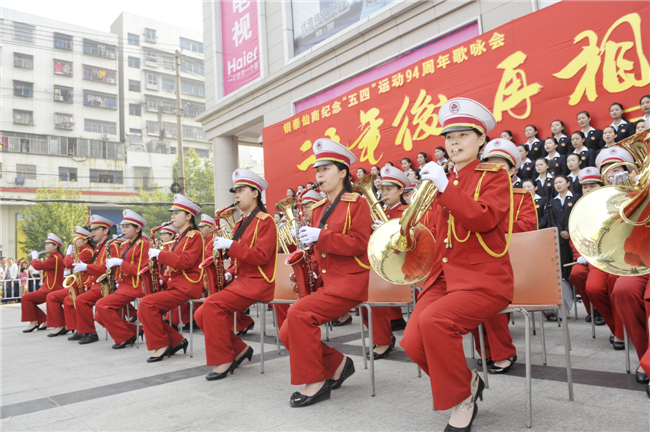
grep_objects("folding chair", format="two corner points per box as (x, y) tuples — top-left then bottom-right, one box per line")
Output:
(477, 228), (573, 428)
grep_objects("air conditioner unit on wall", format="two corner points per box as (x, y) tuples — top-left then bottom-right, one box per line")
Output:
(101, 133), (109, 140)
(15, 177), (25, 185)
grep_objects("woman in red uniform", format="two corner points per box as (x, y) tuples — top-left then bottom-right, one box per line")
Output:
(279, 139), (372, 407)
(140, 195), (204, 362)
(45, 227), (94, 337)
(194, 168), (277, 380)
(362, 165), (411, 359)
(21, 233), (65, 332)
(470, 138), (537, 374)
(94, 210), (150, 349)
(158, 225), (179, 291)
(400, 98), (514, 431)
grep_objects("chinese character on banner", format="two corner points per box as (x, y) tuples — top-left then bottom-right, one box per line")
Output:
(470, 39), (486, 57)
(232, 14), (252, 47)
(553, 13), (650, 106)
(493, 51), (543, 122)
(296, 128), (341, 171)
(233, 0), (250, 13)
(392, 91), (447, 151)
(349, 108), (384, 164)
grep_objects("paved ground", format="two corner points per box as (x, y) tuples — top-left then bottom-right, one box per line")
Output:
(1, 301), (648, 431)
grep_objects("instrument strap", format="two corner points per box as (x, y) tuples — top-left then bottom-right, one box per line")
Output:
(121, 233), (142, 259)
(171, 227), (192, 252)
(89, 240), (107, 265)
(232, 207), (261, 242)
(318, 190), (345, 228)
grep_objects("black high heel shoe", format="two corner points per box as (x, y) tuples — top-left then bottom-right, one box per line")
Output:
(489, 355), (517, 374)
(635, 368), (649, 384)
(235, 346), (254, 368)
(22, 324), (39, 333)
(290, 380), (331, 408)
(444, 374), (485, 432)
(147, 345), (171, 363)
(169, 338), (188, 356)
(112, 335), (136, 349)
(37, 323), (47, 331)
(236, 323), (254, 337)
(47, 327), (69, 337)
(205, 361), (237, 381)
(331, 315), (352, 327)
(367, 335), (396, 360)
(330, 357), (355, 390)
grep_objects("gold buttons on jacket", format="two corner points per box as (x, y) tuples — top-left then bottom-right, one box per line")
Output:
(321, 252), (326, 258)
(322, 269), (327, 274)
(453, 180), (459, 186)
(442, 258), (448, 263)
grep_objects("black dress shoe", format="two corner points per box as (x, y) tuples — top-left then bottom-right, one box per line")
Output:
(543, 311), (558, 321)
(235, 346), (254, 368)
(205, 361), (237, 381)
(647, 384), (650, 399)
(290, 380), (331, 407)
(181, 322), (191, 331)
(444, 374), (484, 432)
(129, 313), (138, 323)
(612, 341), (625, 351)
(67, 331), (84, 341)
(112, 335), (136, 349)
(147, 345), (172, 363)
(331, 315), (352, 327)
(330, 357), (355, 390)
(22, 324), (39, 333)
(236, 323), (254, 336)
(594, 311), (606, 326)
(47, 327), (69, 337)
(37, 323), (47, 331)
(391, 317), (407, 332)
(585, 314), (592, 323)
(78, 332), (99, 345)
(367, 335), (396, 360)
(609, 335), (614, 344)
(635, 368), (649, 384)
(169, 338), (188, 356)
(489, 355), (518, 374)
(477, 357), (493, 367)
(171, 323), (179, 332)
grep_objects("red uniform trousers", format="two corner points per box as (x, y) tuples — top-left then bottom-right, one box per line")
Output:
(400, 277), (510, 410)
(279, 289), (359, 385)
(194, 290), (257, 365)
(470, 313), (516, 361)
(45, 288), (70, 328)
(275, 304), (289, 330)
(138, 288), (192, 351)
(21, 286), (54, 323)
(611, 274), (650, 362)
(585, 268), (623, 338)
(64, 285), (103, 334)
(359, 306), (399, 345)
(569, 263), (592, 317)
(166, 302), (192, 326)
(95, 288), (143, 344)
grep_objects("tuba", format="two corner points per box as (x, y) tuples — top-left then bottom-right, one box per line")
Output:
(353, 174), (388, 223)
(275, 198), (297, 254)
(63, 237), (85, 307)
(569, 129), (650, 276)
(200, 202), (238, 293)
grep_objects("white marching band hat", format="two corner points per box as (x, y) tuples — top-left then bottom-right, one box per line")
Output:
(120, 209), (148, 228)
(595, 147), (635, 170)
(198, 214), (216, 227)
(482, 138), (522, 170)
(312, 138), (357, 168)
(169, 194), (202, 216)
(230, 168), (269, 193)
(302, 190), (323, 203)
(46, 233), (63, 248)
(379, 166), (409, 189)
(438, 97), (496, 136)
(161, 225), (180, 236)
(75, 226), (91, 238)
(404, 177), (418, 193)
(89, 215), (114, 230)
(578, 167), (603, 185)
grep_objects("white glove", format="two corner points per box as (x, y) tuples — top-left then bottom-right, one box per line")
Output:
(159, 279), (164, 286)
(299, 226), (321, 244)
(313, 271), (318, 280)
(279, 222), (287, 229)
(66, 245), (73, 256)
(290, 227), (297, 238)
(30, 250), (39, 260)
(611, 172), (630, 185)
(225, 272), (233, 282)
(106, 258), (123, 269)
(214, 237), (233, 250)
(148, 249), (161, 260)
(372, 220), (384, 230)
(420, 161), (449, 193)
(73, 262), (87, 273)
(577, 257), (587, 265)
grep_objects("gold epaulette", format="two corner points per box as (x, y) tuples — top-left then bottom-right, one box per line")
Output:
(397, 204), (409, 211)
(312, 198), (327, 209)
(512, 188), (528, 194)
(186, 230), (197, 238)
(341, 193), (360, 202)
(256, 212), (270, 220)
(476, 163), (503, 172)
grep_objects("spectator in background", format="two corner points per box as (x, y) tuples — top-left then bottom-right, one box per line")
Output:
(602, 126), (618, 148)
(287, 188), (296, 198)
(576, 111), (604, 150)
(566, 153), (583, 197)
(535, 158), (556, 200)
(524, 124), (543, 161)
(551, 175), (576, 280)
(370, 166), (381, 177)
(416, 152), (428, 171)
(517, 144), (534, 180)
(609, 103), (634, 142)
(640, 94), (650, 122)
(408, 170), (421, 181)
(356, 167), (367, 181)
(5, 258), (19, 302)
(550, 120), (571, 155)
(18, 264), (29, 296)
(544, 137), (565, 176)
(401, 158), (414, 177)
(523, 178), (546, 229)
(570, 131), (596, 168)
(384, 161), (394, 167)
(434, 146), (448, 167)
(636, 119), (648, 134)
(500, 130), (515, 143)
(297, 185), (305, 195)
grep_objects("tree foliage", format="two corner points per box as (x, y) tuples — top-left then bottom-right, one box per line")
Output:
(20, 187), (88, 252)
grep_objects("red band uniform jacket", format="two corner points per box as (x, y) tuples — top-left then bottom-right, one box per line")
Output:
(116, 237), (151, 296)
(31, 251), (65, 291)
(63, 245), (94, 291)
(85, 240), (122, 289)
(509, 189), (538, 233)
(202, 235), (218, 294)
(157, 228), (205, 299)
(224, 211), (277, 303)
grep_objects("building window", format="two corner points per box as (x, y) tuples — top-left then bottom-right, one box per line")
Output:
(180, 59), (204, 75)
(14, 53), (33, 69)
(54, 113), (74, 130)
(54, 86), (74, 103)
(49, 137), (87, 157)
(146, 73), (158, 90)
(89, 141), (123, 160)
(127, 33), (139, 46)
(59, 167), (77, 182)
(163, 122), (178, 138)
(162, 56), (174, 69)
(14, 81), (33, 98)
(185, 148), (209, 158)
(129, 104), (141, 116)
(84, 119), (117, 135)
(2, 133), (48, 154)
(146, 96), (175, 113)
(146, 121), (160, 136)
(84, 92), (117, 109)
(129, 128), (142, 136)
(13, 110), (33, 126)
(54, 33), (73, 50)
(133, 167), (153, 190)
(83, 39), (117, 58)
(162, 78), (174, 92)
(128, 80), (141, 92)
(144, 50), (158, 65)
(13, 23), (34, 43)
(180, 37), (203, 53)
(16, 164), (37, 180)
(90, 169), (123, 183)
(183, 102), (206, 117)
(83, 66), (117, 83)
(144, 28), (156, 43)
(183, 125), (207, 141)
(128, 56), (140, 68)
(181, 81), (205, 97)
(53, 59), (73, 76)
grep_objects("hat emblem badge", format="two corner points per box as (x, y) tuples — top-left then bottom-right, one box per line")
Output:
(609, 149), (617, 154)
(494, 142), (501, 148)
(316, 141), (323, 150)
(234, 170), (240, 178)
(449, 102), (460, 113)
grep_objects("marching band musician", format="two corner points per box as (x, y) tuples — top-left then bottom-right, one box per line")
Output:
(362, 165), (411, 360)
(403, 177), (418, 205)
(194, 169), (277, 381)
(279, 139), (372, 408)
(400, 98), (514, 431)
(158, 224), (179, 290)
(45, 227), (93, 337)
(94, 210), (151, 349)
(140, 195), (204, 362)
(21, 233), (65, 332)
(64, 215), (120, 344)
(470, 139), (536, 374)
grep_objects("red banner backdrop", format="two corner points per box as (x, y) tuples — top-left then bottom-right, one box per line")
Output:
(262, 1), (650, 209)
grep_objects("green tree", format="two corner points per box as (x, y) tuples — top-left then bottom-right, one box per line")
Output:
(20, 187), (88, 252)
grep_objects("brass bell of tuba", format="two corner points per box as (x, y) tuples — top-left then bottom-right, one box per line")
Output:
(352, 174), (388, 223)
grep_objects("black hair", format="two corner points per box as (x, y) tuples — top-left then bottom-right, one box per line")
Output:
(306, 182), (313, 186)
(256, 193), (268, 213)
(87, 238), (97, 249)
(126, 223), (144, 243)
(408, 170), (421, 180)
(401, 158), (412, 168)
(525, 124), (540, 139)
(536, 157), (549, 167)
(635, 119), (648, 131)
(332, 161), (354, 193)
(385, 162), (394, 167)
(356, 167), (367, 175)
(545, 136), (559, 148)
(400, 194), (407, 205)
(571, 130), (586, 145)
(603, 125), (617, 140)
(516, 143), (529, 154)
(566, 153), (581, 163)
(189, 214), (199, 231)
(501, 130), (514, 140)
(609, 102), (628, 122)
(417, 152), (428, 163)
(434, 146), (448, 159)
(287, 188), (296, 197)
(554, 174), (574, 193)
(639, 95), (650, 105)
(551, 120), (567, 135)
(523, 178), (536, 188)
(577, 110), (591, 120)
(371, 165), (381, 178)
(298, 184), (305, 188)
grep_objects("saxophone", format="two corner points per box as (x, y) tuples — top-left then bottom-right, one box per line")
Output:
(140, 222), (172, 295)
(97, 235), (124, 297)
(63, 237), (84, 307)
(199, 203), (238, 293)
(285, 183), (321, 298)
